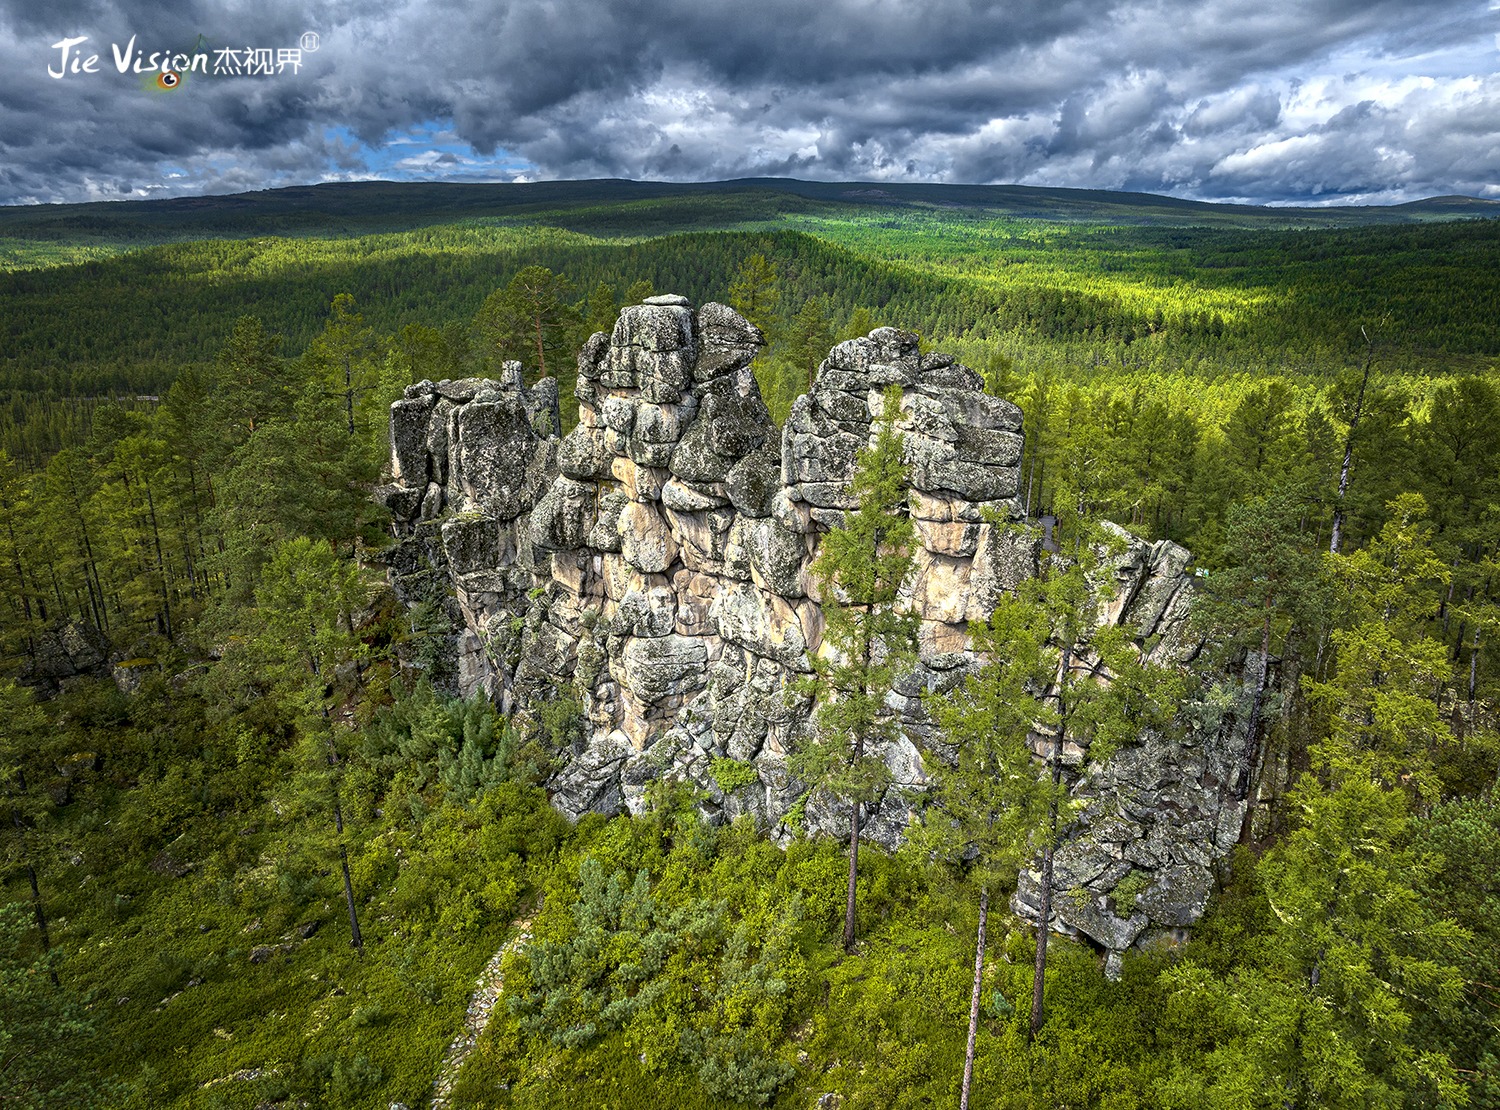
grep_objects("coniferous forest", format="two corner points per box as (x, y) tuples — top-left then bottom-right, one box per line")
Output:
(1, 179), (1497, 1109)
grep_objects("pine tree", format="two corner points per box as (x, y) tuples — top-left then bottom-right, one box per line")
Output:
(1197, 483), (1326, 842)
(788, 297), (833, 394)
(228, 538), (371, 952)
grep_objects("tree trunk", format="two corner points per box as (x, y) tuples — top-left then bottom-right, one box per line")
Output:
(842, 795), (861, 951)
(1238, 609), (1273, 845)
(142, 478), (172, 640)
(1030, 646), (1070, 1042)
(960, 886), (989, 1110)
(1029, 823), (1057, 1042)
(325, 735), (364, 955)
(331, 794), (364, 955)
(1470, 624), (1482, 707)
(9, 787), (58, 987)
(344, 355), (356, 437)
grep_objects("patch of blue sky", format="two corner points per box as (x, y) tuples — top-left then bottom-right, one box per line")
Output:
(336, 120), (539, 182)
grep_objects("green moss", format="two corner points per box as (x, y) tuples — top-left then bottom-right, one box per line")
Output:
(1110, 870), (1151, 918)
(709, 756), (760, 794)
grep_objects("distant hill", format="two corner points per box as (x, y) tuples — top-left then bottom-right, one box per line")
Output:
(1, 178), (1495, 253)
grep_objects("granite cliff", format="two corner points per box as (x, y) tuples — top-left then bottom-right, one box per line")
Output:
(377, 295), (1251, 965)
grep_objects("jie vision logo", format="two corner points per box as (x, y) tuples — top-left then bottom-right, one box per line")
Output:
(47, 32), (319, 88)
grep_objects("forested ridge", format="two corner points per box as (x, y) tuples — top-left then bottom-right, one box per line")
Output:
(1, 184), (1497, 1109)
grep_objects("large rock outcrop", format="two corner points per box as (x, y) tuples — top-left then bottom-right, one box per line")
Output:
(378, 295), (1250, 964)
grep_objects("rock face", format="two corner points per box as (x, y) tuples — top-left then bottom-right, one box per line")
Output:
(379, 298), (1250, 965)
(20, 618), (115, 695)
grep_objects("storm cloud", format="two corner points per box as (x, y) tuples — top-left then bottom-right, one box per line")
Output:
(1, 0), (1496, 204)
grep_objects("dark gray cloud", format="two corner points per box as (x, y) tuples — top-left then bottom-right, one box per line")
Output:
(0, 0), (1495, 205)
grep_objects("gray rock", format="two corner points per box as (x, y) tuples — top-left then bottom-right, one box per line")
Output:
(530, 477), (594, 552)
(377, 296), (1244, 951)
(557, 426), (612, 481)
(549, 735), (631, 821)
(390, 396), (434, 484)
(724, 447), (780, 517)
(620, 635), (709, 702)
(451, 398), (544, 520)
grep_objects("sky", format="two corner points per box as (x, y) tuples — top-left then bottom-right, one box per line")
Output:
(1, 0), (1497, 207)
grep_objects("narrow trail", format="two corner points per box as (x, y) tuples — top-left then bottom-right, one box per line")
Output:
(429, 918), (533, 1109)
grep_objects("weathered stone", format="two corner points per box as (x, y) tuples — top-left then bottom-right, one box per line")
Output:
(695, 302), (763, 381)
(549, 735), (631, 821)
(615, 586), (678, 639)
(451, 398), (544, 519)
(377, 297), (1244, 952)
(666, 506), (734, 573)
(618, 501), (678, 573)
(746, 519), (807, 599)
(390, 396), (434, 484)
(620, 635), (709, 702)
(557, 425), (612, 481)
(378, 483), (424, 522)
(589, 492), (627, 553)
(442, 516), (504, 575)
(531, 478), (594, 552)
(661, 478), (729, 512)
(724, 447), (779, 517)
(615, 303), (694, 354)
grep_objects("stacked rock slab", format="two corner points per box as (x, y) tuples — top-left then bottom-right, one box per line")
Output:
(379, 296), (1250, 967)
(378, 362), (561, 708)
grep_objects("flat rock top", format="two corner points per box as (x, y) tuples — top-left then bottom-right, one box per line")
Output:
(642, 294), (691, 306)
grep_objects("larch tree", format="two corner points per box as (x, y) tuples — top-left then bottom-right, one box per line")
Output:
(1196, 483), (1326, 843)
(221, 537), (372, 952)
(1158, 495), (1467, 1110)
(727, 253), (780, 337)
(788, 296), (833, 394)
(794, 386), (918, 951)
(474, 265), (577, 381)
(932, 514), (1186, 1050)
(918, 555), (1062, 1109)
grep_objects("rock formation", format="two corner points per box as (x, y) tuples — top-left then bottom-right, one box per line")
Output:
(378, 295), (1250, 965)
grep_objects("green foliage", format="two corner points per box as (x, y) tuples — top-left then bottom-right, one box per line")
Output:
(0, 900), (116, 1108)
(496, 816), (811, 1106)
(710, 756), (761, 794)
(728, 253), (780, 335)
(918, 535), (1063, 891)
(0, 179), (1497, 1110)
(1110, 870), (1150, 917)
(473, 265), (580, 428)
(1159, 776), (1468, 1109)
(363, 680), (534, 802)
(795, 386), (919, 818)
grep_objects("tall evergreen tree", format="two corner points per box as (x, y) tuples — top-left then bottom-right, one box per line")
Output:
(794, 386), (918, 951)
(1197, 484), (1326, 841)
(473, 266), (577, 381)
(728, 254), (779, 336)
(918, 555), (1062, 1108)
